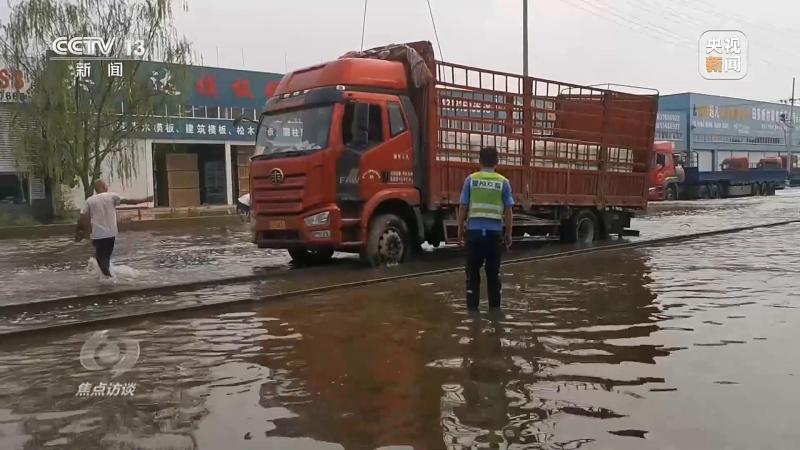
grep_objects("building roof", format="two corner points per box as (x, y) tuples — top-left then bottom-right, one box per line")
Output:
(660, 92), (787, 107)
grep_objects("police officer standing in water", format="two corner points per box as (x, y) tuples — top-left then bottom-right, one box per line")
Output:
(457, 147), (514, 311)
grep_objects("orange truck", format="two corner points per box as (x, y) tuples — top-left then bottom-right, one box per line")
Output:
(245, 41), (658, 265)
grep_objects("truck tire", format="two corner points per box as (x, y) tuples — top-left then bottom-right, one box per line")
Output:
(362, 213), (410, 267)
(709, 183), (721, 199)
(560, 209), (598, 244)
(665, 184), (678, 201)
(697, 185), (710, 199)
(766, 184), (776, 196)
(288, 248), (334, 266)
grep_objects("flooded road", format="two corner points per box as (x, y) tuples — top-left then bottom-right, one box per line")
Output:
(0, 222), (798, 449)
(0, 225), (292, 305)
(1, 189), (799, 306)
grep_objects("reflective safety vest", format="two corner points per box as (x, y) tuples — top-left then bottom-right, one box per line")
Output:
(467, 171), (507, 221)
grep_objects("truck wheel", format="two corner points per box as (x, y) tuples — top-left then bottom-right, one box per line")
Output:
(766, 184), (776, 196)
(560, 209), (598, 244)
(288, 248), (334, 265)
(665, 184), (678, 201)
(709, 183), (721, 199)
(362, 213), (410, 266)
(697, 185), (710, 199)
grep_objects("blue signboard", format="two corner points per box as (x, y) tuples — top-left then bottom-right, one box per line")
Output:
(136, 61), (282, 109)
(174, 63), (282, 108)
(689, 93), (792, 138)
(130, 117), (258, 141)
(655, 110), (687, 151)
(132, 62), (283, 141)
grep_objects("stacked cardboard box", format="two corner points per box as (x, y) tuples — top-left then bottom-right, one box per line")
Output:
(237, 149), (251, 195)
(166, 153), (200, 207)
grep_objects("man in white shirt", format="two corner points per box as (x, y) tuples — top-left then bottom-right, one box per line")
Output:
(75, 180), (152, 277)
(236, 192), (251, 222)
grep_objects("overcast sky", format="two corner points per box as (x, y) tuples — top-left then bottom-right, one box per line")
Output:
(2, 0), (799, 102)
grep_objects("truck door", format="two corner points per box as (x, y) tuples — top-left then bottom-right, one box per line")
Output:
(337, 102), (384, 202)
(652, 151), (668, 188)
(337, 100), (414, 202)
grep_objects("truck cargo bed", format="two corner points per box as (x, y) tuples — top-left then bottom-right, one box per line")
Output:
(686, 167), (787, 185)
(428, 61), (658, 210)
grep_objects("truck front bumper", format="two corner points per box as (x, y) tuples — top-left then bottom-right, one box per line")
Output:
(252, 204), (342, 249)
(647, 186), (664, 201)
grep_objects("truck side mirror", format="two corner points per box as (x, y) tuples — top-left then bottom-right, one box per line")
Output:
(353, 103), (370, 148)
(233, 114), (258, 129)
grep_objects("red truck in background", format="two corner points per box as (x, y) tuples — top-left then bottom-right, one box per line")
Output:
(648, 141), (786, 200)
(245, 41), (658, 266)
(757, 155), (800, 186)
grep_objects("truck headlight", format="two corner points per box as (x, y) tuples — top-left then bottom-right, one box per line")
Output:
(304, 211), (330, 227)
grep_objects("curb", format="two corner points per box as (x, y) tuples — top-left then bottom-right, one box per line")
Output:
(0, 214), (243, 240)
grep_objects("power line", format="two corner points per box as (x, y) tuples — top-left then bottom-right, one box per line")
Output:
(562, 0), (800, 74)
(638, 0), (800, 61)
(426, 0), (444, 60)
(360, 0), (368, 51)
(590, 0), (800, 67)
(559, 0), (695, 49)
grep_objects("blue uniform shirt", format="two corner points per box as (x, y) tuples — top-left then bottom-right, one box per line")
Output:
(460, 168), (514, 231)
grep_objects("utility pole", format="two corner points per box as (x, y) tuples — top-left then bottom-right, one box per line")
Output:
(780, 77), (796, 186)
(790, 77), (796, 181)
(523, 0), (529, 77)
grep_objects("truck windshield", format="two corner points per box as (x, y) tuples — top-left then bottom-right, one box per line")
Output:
(254, 105), (334, 157)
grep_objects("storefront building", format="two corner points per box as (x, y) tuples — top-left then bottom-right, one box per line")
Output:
(658, 93), (799, 172)
(0, 67), (52, 219)
(61, 63), (283, 210)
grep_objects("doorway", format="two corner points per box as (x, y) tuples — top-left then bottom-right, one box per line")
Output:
(152, 143), (227, 207)
(231, 145), (255, 202)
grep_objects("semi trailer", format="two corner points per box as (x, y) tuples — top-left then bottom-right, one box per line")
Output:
(245, 41), (658, 265)
(649, 141), (786, 200)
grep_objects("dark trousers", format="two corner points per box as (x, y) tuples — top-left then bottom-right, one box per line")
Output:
(92, 237), (116, 277)
(465, 230), (502, 310)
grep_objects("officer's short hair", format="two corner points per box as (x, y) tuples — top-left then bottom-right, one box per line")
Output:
(479, 147), (499, 167)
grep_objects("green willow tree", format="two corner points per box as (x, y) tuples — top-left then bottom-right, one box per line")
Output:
(0, 0), (191, 199)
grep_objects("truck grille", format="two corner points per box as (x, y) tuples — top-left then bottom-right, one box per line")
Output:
(252, 173), (306, 215)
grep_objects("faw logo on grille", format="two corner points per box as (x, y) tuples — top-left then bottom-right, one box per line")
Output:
(270, 168), (284, 184)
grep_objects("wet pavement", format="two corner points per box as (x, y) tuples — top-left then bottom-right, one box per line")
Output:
(0, 224), (290, 305)
(1, 189), (799, 306)
(0, 220), (798, 449)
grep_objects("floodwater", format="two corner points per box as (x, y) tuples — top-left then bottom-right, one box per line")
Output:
(0, 225), (290, 305)
(0, 219), (799, 449)
(1, 189), (799, 306)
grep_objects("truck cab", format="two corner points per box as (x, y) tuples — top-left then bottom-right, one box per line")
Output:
(757, 156), (783, 169)
(648, 141), (683, 200)
(721, 157), (749, 171)
(249, 57), (420, 264)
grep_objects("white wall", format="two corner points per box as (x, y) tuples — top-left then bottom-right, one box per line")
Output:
(697, 150), (713, 172)
(64, 139), (153, 210)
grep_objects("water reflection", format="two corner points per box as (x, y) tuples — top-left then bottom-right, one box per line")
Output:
(1, 226), (799, 449)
